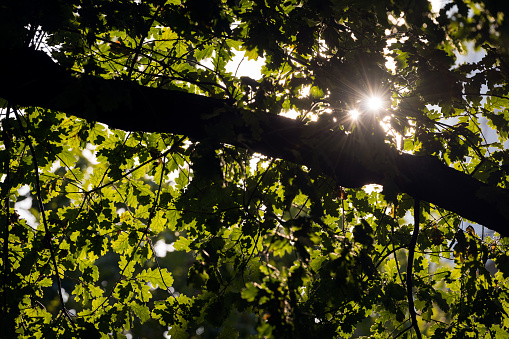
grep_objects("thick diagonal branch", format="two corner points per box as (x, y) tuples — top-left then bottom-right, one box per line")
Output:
(1, 48), (509, 236)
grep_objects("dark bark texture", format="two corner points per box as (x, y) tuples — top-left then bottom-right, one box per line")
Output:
(1, 48), (508, 236)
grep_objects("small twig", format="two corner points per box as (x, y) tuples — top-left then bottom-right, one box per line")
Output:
(126, 5), (163, 79)
(14, 108), (74, 325)
(220, 227), (262, 295)
(375, 245), (406, 268)
(244, 158), (275, 209)
(390, 221), (405, 285)
(146, 238), (176, 297)
(392, 323), (413, 339)
(84, 136), (185, 195)
(406, 198), (422, 339)
(384, 317), (410, 339)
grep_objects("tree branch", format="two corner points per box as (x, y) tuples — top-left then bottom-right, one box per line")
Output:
(1, 48), (509, 236)
(407, 199), (422, 339)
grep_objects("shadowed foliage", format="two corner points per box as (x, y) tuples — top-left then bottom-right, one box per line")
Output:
(2, 0), (509, 338)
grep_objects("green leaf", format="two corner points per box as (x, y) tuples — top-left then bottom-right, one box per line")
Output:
(243, 47), (259, 60)
(138, 268), (174, 290)
(131, 302), (151, 323)
(194, 44), (214, 60)
(241, 283), (259, 302)
(173, 236), (191, 252)
(167, 326), (189, 339)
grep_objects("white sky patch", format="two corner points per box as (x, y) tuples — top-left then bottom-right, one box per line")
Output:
(364, 184), (383, 194)
(299, 85), (311, 97)
(200, 50), (265, 81)
(19, 184), (30, 196)
(384, 36), (408, 74)
(61, 288), (69, 303)
(14, 193), (32, 211)
(455, 41), (486, 64)
(82, 143), (99, 165)
(228, 52), (265, 80)
(15, 185), (37, 228)
(153, 239), (175, 257)
(248, 153), (272, 174)
(279, 86), (312, 120)
(385, 56), (396, 73)
(429, 0), (450, 13)
(49, 160), (61, 173)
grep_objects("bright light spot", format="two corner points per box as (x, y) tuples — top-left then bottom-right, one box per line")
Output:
(154, 239), (175, 257)
(388, 13), (406, 26)
(429, 0), (446, 13)
(281, 108), (318, 121)
(19, 185), (30, 195)
(367, 97), (383, 111)
(201, 51), (265, 80)
(82, 145), (99, 165)
(364, 184), (383, 194)
(281, 109), (300, 119)
(61, 288), (69, 303)
(385, 56), (396, 73)
(15, 185), (37, 228)
(299, 85), (311, 97)
(349, 109), (360, 120)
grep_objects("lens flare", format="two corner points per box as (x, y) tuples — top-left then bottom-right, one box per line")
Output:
(349, 109), (360, 120)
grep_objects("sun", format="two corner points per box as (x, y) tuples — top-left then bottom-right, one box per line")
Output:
(366, 96), (383, 111)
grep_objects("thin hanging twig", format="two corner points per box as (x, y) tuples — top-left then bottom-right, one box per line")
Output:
(406, 198), (422, 338)
(1, 105), (13, 324)
(14, 108), (75, 325)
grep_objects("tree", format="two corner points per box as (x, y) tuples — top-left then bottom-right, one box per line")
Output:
(2, 0), (509, 337)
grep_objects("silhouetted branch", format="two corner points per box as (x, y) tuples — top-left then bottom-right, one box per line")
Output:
(1, 48), (509, 236)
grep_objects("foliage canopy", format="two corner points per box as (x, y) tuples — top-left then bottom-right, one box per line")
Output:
(3, 0), (509, 338)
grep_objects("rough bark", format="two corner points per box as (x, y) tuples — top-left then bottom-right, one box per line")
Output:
(1, 48), (509, 236)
